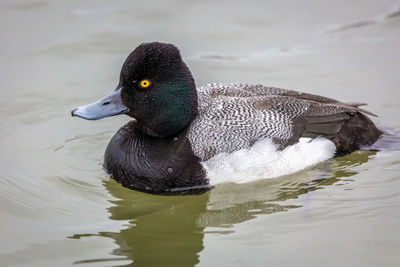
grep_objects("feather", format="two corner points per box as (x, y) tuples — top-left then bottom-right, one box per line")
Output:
(188, 83), (380, 160)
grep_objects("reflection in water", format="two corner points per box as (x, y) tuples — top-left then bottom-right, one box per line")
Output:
(70, 151), (375, 266)
(71, 182), (209, 267)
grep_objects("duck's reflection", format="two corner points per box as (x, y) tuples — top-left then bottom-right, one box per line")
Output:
(70, 150), (375, 266)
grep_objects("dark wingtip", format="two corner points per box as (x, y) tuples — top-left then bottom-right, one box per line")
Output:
(357, 107), (378, 117)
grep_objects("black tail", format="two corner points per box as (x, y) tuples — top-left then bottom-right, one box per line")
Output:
(361, 127), (400, 151)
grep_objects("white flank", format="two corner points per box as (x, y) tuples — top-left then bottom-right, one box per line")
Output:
(202, 137), (336, 186)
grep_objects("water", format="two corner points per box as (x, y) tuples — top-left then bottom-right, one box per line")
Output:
(1, 0), (400, 266)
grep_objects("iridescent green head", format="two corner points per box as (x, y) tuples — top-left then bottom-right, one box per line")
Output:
(72, 42), (198, 137)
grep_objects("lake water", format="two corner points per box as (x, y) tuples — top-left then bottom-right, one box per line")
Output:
(1, 0), (400, 266)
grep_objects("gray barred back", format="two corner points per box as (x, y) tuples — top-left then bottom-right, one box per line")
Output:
(188, 83), (373, 160)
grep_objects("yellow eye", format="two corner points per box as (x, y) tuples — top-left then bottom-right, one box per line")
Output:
(139, 79), (151, 88)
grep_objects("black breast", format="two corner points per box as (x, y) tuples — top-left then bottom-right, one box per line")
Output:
(103, 121), (208, 194)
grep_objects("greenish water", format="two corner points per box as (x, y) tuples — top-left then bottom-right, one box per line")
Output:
(1, 0), (400, 266)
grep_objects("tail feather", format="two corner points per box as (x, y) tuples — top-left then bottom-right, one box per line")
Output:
(361, 128), (400, 151)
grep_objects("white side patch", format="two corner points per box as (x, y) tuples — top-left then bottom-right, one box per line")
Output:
(201, 137), (336, 186)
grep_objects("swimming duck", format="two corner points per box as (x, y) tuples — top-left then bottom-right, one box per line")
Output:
(71, 42), (382, 194)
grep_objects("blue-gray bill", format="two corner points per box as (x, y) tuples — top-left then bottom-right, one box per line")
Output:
(71, 88), (128, 120)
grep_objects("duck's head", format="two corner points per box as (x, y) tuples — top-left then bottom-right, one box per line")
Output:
(72, 42), (198, 137)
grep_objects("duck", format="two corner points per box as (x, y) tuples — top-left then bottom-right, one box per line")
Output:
(71, 42), (383, 194)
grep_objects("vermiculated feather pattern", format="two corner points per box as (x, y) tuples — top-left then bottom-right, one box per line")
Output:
(188, 83), (372, 160)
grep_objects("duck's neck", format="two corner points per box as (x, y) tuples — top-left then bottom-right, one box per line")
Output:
(104, 121), (209, 194)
